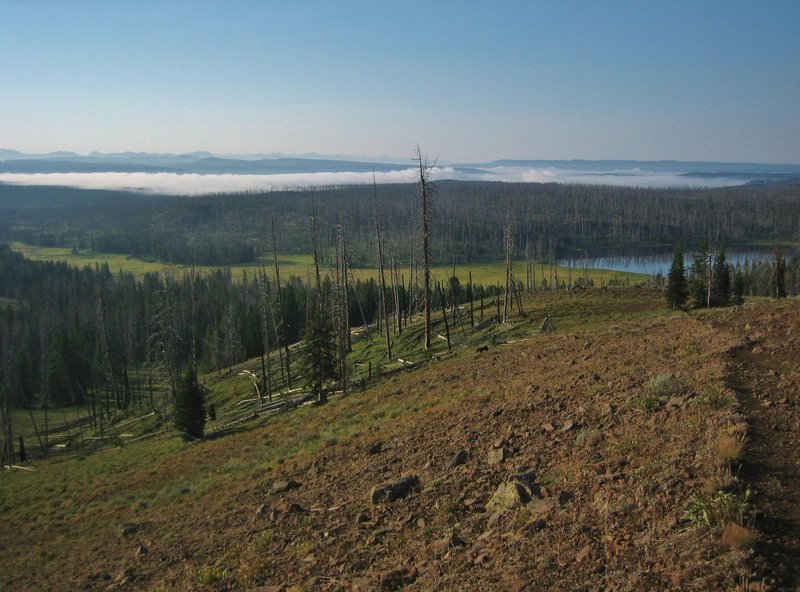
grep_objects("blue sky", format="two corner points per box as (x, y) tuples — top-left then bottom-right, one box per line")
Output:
(2, 1), (799, 163)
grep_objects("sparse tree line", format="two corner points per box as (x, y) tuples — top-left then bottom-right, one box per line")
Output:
(1, 180), (798, 266)
(666, 241), (797, 309)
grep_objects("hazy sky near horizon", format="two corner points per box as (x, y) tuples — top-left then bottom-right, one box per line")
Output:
(2, 1), (799, 163)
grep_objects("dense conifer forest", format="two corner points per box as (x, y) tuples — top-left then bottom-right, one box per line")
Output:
(1, 180), (798, 265)
(0, 180), (798, 447)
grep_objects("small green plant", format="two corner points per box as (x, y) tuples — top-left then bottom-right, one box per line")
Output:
(195, 565), (229, 585)
(683, 340), (701, 356)
(253, 529), (275, 553)
(647, 373), (681, 397)
(683, 487), (753, 528)
(632, 393), (661, 411)
(574, 427), (598, 446)
(696, 386), (736, 410)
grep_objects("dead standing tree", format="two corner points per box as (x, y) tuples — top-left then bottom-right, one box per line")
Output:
(271, 216), (291, 389)
(334, 223), (349, 396)
(373, 174), (392, 361)
(416, 146), (435, 351)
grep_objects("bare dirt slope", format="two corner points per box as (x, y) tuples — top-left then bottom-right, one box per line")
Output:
(702, 299), (800, 591)
(2, 290), (798, 592)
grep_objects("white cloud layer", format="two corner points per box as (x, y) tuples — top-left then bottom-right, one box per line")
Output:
(0, 167), (747, 195)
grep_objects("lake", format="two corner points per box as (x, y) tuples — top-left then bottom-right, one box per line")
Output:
(557, 248), (783, 277)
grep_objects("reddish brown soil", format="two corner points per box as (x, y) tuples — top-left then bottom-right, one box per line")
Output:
(703, 299), (800, 591)
(3, 290), (799, 592)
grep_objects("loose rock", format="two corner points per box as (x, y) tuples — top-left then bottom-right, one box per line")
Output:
(451, 449), (469, 467)
(271, 480), (300, 495)
(487, 447), (507, 466)
(370, 475), (421, 504)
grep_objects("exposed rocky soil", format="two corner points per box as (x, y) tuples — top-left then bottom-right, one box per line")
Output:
(702, 299), (800, 591)
(2, 290), (799, 592)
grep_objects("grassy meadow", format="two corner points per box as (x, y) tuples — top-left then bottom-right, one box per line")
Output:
(10, 241), (646, 287)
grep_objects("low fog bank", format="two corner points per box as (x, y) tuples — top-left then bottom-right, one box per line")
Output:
(0, 166), (751, 195)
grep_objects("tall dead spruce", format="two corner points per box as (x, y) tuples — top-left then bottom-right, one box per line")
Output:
(373, 174), (392, 362)
(416, 146), (434, 352)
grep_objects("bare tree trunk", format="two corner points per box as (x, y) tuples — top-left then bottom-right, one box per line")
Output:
(391, 254), (402, 334)
(503, 205), (513, 322)
(271, 216), (291, 389)
(373, 175), (392, 361)
(341, 224), (352, 352)
(416, 146), (434, 351)
(335, 225), (348, 396)
(258, 270), (272, 401)
(437, 283), (451, 351)
(468, 270), (475, 327)
(309, 195), (322, 293)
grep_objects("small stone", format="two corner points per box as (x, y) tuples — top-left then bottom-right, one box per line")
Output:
(370, 475), (421, 504)
(271, 480), (300, 494)
(667, 396), (686, 408)
(487, 447), (507, 466)
(527, 498), (555, 517)
(433, 530), (466, 554)
(451, 449), (469, 467)
(561, 419), (576, 432)
(274, 501), (305, 514)
(575, 544), (593, 563)
(557, 491), (574, 506)
(377, 566), (418, 590)
(486, 481), (531, 514)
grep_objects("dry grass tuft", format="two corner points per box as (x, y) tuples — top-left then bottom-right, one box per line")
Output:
(713, 425), (747, 464)
(721, 522), (759, 550)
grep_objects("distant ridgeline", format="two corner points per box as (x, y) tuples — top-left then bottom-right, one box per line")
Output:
(0, 180), (798, 266)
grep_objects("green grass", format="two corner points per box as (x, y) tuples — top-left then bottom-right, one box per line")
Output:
(10, 241), (317, 282)
(11, 241), (646, 287)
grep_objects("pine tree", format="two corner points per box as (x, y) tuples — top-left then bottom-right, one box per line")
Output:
(689, 239), (710, 308)
(773, 250), (787, 298)
(665, 242), (688, 309)
(174, 365), (205, 439)
(300, 288), (338, 403)
(710, 246), (731, 307)
(732, 268), (745, 304)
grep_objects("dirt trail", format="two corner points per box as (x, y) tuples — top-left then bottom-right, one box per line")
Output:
(715, 301), (800, 590)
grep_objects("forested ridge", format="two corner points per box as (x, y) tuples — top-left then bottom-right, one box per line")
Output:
(1, 180), (798, 266)
(1, 178), (798, 461)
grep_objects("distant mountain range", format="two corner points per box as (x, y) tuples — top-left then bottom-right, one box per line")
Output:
(2, 149), (799, 185)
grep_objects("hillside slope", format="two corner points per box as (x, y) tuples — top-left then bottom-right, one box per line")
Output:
(1, 289), (797, 591)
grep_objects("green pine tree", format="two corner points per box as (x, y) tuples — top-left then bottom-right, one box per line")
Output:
(300, 290), (338, 403)
(710, 246), (731, 307)
(174, 365), (206, 439)
(665, 242), (688, 309)
(689, 239), (710, 308)
(772, 251), (787, 298)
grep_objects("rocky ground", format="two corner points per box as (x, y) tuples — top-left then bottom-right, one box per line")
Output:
(2, 289), (798, 591)
(702, 299), (800, 590)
